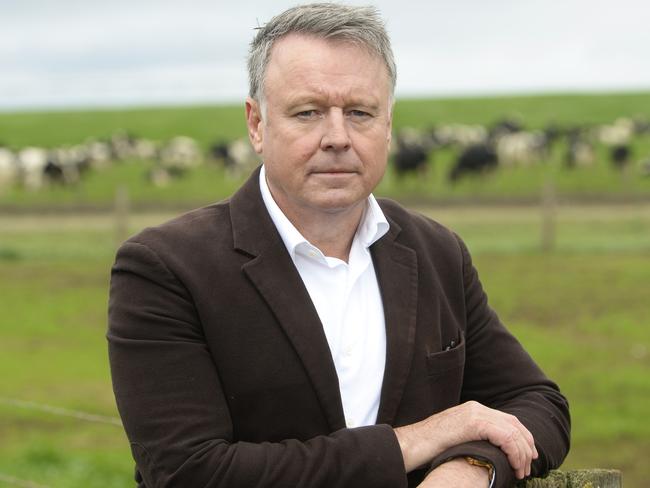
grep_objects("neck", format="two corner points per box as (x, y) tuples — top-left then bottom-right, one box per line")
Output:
(285, 203), (365, 262)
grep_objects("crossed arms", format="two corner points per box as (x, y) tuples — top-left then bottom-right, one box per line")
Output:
(107, 205), (570, 488)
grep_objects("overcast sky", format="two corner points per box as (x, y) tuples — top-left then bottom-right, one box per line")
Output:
(1, 0), (649, 111)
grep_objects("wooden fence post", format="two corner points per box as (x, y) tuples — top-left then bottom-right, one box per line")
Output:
(517, 469), (622, 487)
(540, 180), (556, 252)
(566, 469), (622, 487)
(114, 185), (129, 246)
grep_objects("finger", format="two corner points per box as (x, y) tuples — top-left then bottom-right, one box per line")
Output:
(513, 428), (531, 479)
(496, 422), (532, 479)
(503, 427), (524, 479)
(516, 418), (536, 452)
(507, 416), (537, 475)
(512, 428), (531, 479)
(507, 415), (535, 455)
(482, 423), (525, 477)
(465, 403), (535, 478)
(515, 417), (538, 459)
(519, 425), (536, 476)
(511, 428), (527, 479)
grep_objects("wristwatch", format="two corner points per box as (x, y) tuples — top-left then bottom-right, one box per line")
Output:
(464, 456), (495, 488)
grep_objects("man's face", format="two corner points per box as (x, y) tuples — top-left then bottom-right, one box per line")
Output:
(246, 33), (393, 220)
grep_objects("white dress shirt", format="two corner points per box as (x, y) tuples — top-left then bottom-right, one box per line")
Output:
(259, 165), (390, 428)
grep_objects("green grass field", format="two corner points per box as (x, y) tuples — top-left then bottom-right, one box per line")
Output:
(1, 203), (649, 487)
(1, 92), (650, 210)
(1, 93), (648, 486)
(2, 91), (650, 148)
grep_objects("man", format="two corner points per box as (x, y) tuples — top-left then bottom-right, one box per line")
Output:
(108, 4), (570, 487)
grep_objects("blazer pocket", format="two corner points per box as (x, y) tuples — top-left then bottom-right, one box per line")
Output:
(425, 331), (466, 379)
(424, 332), (466, 411)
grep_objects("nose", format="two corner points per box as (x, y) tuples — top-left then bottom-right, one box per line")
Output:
(320, 109), (351, 152)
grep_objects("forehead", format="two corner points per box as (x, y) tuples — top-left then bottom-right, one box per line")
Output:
(269, 32), (378, 59)
(264, 33), (390, 103)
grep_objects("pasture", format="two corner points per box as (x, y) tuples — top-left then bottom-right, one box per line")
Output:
(1, 92), (649, 487)
(1, 92), (650, 211)
(1, 203), (649, 487)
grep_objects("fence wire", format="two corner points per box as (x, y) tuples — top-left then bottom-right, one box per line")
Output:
(0, 473), (51, 488)
(0, 396), (122, 427)
(0, 396), (124, 487)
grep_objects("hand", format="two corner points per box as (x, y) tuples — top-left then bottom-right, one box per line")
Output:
(417, 458), (489, 487)
(394, 401), (537, 479)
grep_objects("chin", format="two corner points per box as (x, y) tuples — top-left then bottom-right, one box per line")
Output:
(310, 194), (367, 213)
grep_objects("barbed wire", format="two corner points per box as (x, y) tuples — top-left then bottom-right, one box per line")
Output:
(0, 396), (122, 427)
(0, 473), (51, 488)
(0, 396), (123, 487)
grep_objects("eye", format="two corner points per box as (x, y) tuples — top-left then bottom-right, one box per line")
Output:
(348, 109), (372, 118)
(295, 109), (319, 119)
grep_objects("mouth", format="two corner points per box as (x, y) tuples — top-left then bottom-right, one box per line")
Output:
(310, 171), (358, 181)
(311, 167), (359, 175)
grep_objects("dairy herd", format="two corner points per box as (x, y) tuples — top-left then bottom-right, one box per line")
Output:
(0, 133), (259, 192)
(392, 116), (650, 181)
(1, 116), (650, 193)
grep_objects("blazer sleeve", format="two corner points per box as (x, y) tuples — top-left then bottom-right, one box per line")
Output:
(107, 239), (407, 488)
(428, 235), (571, 487)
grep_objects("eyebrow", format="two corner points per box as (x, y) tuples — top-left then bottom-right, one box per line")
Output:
(286, 94), (381, 111)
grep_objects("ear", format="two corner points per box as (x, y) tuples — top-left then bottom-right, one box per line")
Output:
(246, 98), (264, 154)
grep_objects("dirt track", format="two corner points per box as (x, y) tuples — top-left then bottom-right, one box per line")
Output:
(2, 202), (649, 232)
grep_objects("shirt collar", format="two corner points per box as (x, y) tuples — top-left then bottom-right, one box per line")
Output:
(259, 165), (389, 259)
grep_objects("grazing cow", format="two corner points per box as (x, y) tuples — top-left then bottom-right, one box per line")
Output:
(392, 128), (431, 177)
(221, 138), (259, 177)
(209, 140), (233, 172)
(449, 143), (498, 182)
(110, 131), (138, 161)
(489, 117), (524, 140)
(17, 147), (49, 190)
(433, 123), (487, 148)
(84, 139), (114, 169)
(158, 136), (202, 171)
(495, 131), (548, 167)
(132, 139), (159, 161)
(597, 117), (634, 146)
(610, 144), (631, 171)
(565, 129), (595, 168)
(148, 136), (202, 186)
(49, 145), (92, 185)
(43, 158), (66, 184)
(543, 122), (564, 147)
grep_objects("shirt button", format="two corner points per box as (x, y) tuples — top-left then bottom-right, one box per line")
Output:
(346, 418), (356, 428)
(343, 345), (353, 357)
(308, 249), (318, 258)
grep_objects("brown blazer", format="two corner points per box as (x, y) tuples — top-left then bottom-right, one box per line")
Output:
(108, 167), (570, 488)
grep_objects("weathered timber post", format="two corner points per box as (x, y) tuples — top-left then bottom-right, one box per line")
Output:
(114, 184), (130, 246)
(566, 469), (622, 487)
(517, 469), (622, 487)
(518, 470), (566, 487)
(540, 180), (557, 252)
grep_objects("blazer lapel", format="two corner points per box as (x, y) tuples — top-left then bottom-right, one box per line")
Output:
(229, 168), (346, 431)
(372, 218), (419, 426)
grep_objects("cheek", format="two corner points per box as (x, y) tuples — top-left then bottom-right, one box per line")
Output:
(269, 127), (318, 161)
(298, 147), (314, 163)
(359, 138), (389, 166)
(290, 136), (320, 163)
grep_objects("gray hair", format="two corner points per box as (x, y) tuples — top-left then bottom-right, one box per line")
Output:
(247, 3), (396, 104)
